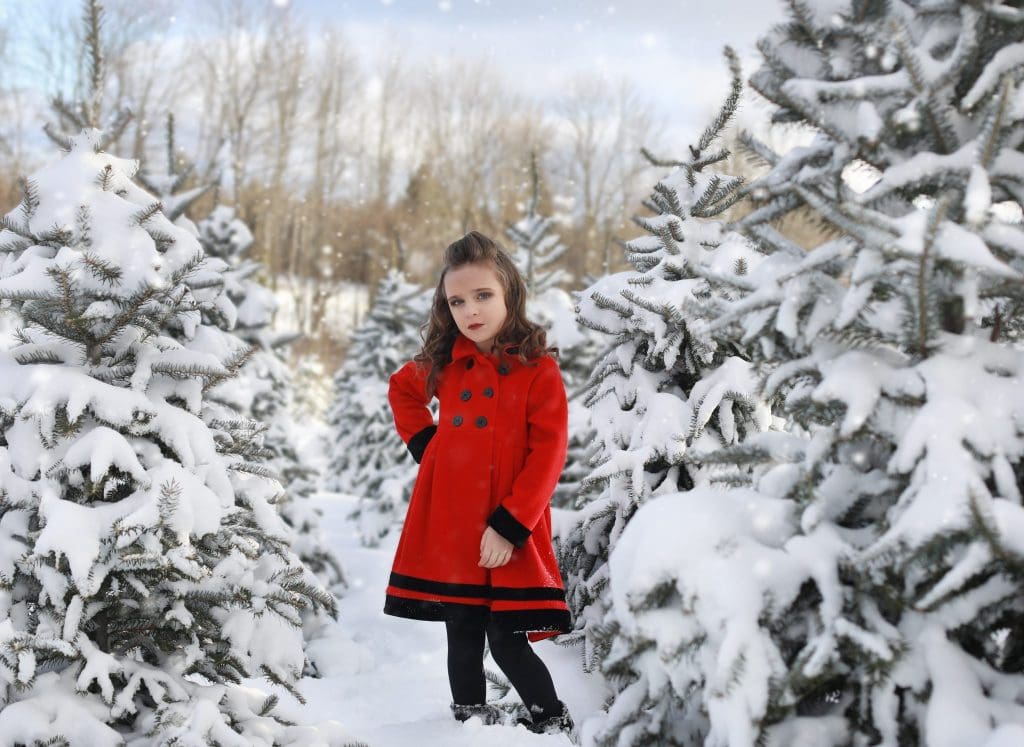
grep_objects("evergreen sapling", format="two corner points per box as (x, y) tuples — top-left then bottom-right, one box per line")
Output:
(0, 131), (339, 745)
(666, 2), (1024, 744)
(559, 48), (773, 746)
(324, 269), (433, 547)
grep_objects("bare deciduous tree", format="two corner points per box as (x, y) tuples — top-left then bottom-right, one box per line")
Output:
(556, 75), (662, 277)
(395, 58), (553, 277)
(96, 0), (180, 159)
(302, 29), (361, 337)
(193, 0), (277, 207)
(17, 0), (177, 161)
(0, 26), (26, 207)
(0, 2), (676, 369)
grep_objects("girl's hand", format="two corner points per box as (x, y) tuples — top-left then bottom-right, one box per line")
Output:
(479, 526), (514, 568)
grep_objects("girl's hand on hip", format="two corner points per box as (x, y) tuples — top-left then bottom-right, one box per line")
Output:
(479, 526), (514, 568)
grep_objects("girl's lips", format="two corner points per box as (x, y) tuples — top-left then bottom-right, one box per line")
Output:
(469, 323), (484, 330)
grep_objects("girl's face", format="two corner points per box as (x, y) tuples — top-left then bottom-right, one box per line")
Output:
(443, 261), (508, 354)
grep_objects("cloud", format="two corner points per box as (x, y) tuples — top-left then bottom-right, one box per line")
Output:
(326, 0), (787, 150)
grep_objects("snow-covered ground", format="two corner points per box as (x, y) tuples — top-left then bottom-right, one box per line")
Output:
(265, 491), (608, 746)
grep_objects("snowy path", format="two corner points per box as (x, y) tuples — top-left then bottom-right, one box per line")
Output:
(278, 492), (608, 746)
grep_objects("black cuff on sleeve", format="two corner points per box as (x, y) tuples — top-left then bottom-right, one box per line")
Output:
(407, 425), (437, 464)
(486, 505), (531, 549)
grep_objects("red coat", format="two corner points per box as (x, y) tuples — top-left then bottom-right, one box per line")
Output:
(383, 333), (571, 642)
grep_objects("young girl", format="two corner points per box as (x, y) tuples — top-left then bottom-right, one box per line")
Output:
(384, 231), (575, 737)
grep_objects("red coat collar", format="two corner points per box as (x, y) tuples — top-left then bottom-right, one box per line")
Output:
(451, 334), (520, 361)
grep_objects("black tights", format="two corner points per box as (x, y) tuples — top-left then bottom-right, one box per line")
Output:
(445, 615), (562, 719)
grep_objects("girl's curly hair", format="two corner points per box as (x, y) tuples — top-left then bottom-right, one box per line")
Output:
(415, 230), (556, 397)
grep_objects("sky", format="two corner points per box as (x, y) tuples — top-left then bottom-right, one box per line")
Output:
(280, 0), (789, 148)
(0, 0), (792, 172)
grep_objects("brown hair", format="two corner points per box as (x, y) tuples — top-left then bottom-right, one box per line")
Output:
(415, 230), (555, 397)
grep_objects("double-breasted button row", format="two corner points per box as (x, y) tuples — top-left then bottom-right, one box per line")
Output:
(452, 414), (489, 428)
(454, 357), (499, 429)
(464, 356), (507, 374)
(459, 387), (493, 401)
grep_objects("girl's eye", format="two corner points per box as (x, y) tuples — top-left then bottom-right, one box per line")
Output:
(477, 292), (492, 301)
(449, 299), (462, 307)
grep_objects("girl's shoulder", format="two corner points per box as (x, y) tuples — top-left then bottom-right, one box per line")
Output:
(531, 350), (560, 368)
(522, 346), (560, 367)
(391, 357), (429, 386)
(397, 356), (428, 374)
(519, 350), (562, 383)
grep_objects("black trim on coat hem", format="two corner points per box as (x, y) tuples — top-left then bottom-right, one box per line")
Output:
(490, 608), (572, 633)
(384, 595), (571, 634)
(389, 572), (565, 601)
(384, 595), (488, 623)
(486, 504), (531, 548)
(407, 425), (437, 463)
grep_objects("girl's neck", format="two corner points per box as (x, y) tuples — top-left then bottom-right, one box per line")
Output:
(471, 335), (501, 357)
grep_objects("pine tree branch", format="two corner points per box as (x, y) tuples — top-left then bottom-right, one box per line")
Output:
(977, 77), (1013, 170)
(697, 46), (743, 154)
(98, 107), (133, 152)
(37, 224), (73, 248)
(50, 95), (86, 135)
(131, 202), (163, 227)
(42, 121), (74, 151)
(915, 194), (950, 358)
(889, 17), (956, 154)
(986, 5), (1024, 24)
(932, 6), (980, 91)
(166, 111), (178, 177)
(80, 252), (122, 285)
(84, 0), (105, 129)
(18, 178), (40, 223)
(0, 214), (33, 242)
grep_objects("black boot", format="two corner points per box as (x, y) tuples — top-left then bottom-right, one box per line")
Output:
(518, 700), (576, 739)
(450, 702), (503, 725)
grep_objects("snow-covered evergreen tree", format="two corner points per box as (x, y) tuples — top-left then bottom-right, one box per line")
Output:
(198, 205), (275, 346)
(558, 48), (773, 744)
(290, 352), (335, 495)
(324, 269), (433, 547)
(197, 206), (343, 587)
(552, 392), (602, 511)
(506, 156), (601, 509)
(507, 154), (572, 298)
(0, 130), (338, 744)
(505, 152), (587, 372)
(137, 113), (215, 234)
(42, 0), (131, 159)
(619, 3), (1024, 744)
(292, 353), (334, 422)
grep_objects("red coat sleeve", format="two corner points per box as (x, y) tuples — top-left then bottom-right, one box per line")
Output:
(388, 360), (437, 463)
(486, 357), (568, 548)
